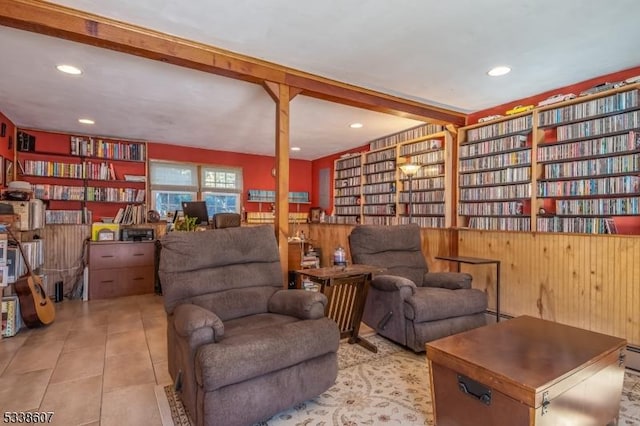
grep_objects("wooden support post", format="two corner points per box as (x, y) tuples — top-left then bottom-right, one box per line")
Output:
(264, 82), (298, 287)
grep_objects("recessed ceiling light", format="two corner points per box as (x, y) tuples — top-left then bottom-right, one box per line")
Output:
(291, 147), (301, 151)
(56, 64), (82, 75)
(349, 123), (363, 129)
(78, 118), (95, 125)
(487, 66), (511, 77)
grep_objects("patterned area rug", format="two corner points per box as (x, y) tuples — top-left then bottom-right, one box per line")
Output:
(160, 335), (640, 426)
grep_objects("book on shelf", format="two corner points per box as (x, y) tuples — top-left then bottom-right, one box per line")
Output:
(604, 218), (618, 234)
(114, 204), (145, 225)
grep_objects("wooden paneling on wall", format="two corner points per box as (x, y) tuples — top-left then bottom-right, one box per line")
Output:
(38, 224), (91, 297)
(307, 224), (454, 272)
(458, 229), (640, 346)
(308, 225), (639, 346)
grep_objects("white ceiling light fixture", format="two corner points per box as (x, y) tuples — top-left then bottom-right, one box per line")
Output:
(291, 146), (301, 151)
(56, 64), (82, 75)
(78, 118), (95, 124)
(487, 66), (511, 77)
(349, 123), (363, 129)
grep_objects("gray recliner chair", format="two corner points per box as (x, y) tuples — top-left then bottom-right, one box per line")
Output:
(348, 224), (487, 352)
(159, 225), (340, 426)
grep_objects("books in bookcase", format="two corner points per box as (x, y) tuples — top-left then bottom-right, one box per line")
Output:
(70, 136), (146, 161)
(114, 204), (145, 225)
(5, 240), (44, 284)
(44, 209), (92, 225)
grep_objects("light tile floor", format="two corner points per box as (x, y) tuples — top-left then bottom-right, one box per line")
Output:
(0, 294), (170, 426)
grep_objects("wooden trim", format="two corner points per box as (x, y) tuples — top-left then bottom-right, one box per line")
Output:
(262, 81), (280, 102)
(0, 0), (465, 125)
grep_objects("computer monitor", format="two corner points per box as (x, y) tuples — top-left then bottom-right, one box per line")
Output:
(181, 201), (209, 225)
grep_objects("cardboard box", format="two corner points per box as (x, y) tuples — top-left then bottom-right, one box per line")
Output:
(91, 223), (121, 241)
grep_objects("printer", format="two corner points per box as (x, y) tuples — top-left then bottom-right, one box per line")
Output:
(121, 228), (155, 241)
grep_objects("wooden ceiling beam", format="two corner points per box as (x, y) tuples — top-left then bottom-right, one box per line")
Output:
(0, 0), (466, 126)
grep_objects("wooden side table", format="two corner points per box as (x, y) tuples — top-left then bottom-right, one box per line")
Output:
(435, 255), (501, 322)
(295, 264), (383, 352)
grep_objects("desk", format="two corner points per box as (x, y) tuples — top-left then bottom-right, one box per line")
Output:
(295, 265), (383, 352)
(435, 255), (501, 322)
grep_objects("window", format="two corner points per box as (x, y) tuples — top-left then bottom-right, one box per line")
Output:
(201, 166), (243, 216)
(150, 161), (242, 219)
(150, 162), (198, 218)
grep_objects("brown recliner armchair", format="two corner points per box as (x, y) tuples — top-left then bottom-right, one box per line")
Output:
(159, 226), (339, 426)
(348, 224), (487, 352)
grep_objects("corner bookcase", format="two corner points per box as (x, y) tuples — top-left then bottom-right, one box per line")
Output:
(15, 130), (147, 224)
(333, 154), (362, 224)
(330, 128), (452, 228)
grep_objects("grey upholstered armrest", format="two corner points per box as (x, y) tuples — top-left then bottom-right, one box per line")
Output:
(371, 275), (417, 294)
(423, 272), (472, 290)
(268, 289), (328, 320)
(173, 304), (225, 342)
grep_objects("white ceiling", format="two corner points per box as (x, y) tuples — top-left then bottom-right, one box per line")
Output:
(1, 0), (640, 160)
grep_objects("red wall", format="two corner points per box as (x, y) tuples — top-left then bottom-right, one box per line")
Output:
(1, 126), (313, 220)
(148, 142), (313, 214)
(0, 111), (16, 188)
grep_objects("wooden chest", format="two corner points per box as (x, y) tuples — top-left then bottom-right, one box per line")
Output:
(88, 241), (156, 299)
(426, 316), (626, 426)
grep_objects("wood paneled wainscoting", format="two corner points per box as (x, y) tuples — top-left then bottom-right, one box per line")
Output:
(33, 224), (91, 298)
(307, 224), (455, 273)
(307, 224), (639, 348)
(457, 229), (640, 347)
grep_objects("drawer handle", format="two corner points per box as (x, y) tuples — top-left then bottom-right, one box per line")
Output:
(100, 280), (115, 284)
(100, 255), (115, 258)
(457, 374), (491, 406)
(133, 253), (145, 256)
(133, 277), (145, 281)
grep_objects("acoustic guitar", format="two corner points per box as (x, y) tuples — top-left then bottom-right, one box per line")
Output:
(7, 228), (55, 327)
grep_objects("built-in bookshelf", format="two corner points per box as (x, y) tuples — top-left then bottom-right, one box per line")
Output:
(246, 212), (309, 224)
(536, 86), (640, 234)
(15, 131), (147, 224)
(457, 113), (533, 231)
(333, 153), (362, 224)
(246, 190), (310, 203)
(369, 123), (444, 151)
(246, 190), (310, 224)
(397, 132), (449, 228)
(361, 146), (397, 225)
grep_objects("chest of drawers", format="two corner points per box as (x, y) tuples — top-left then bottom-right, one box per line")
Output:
(88, 241), (156, 299)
